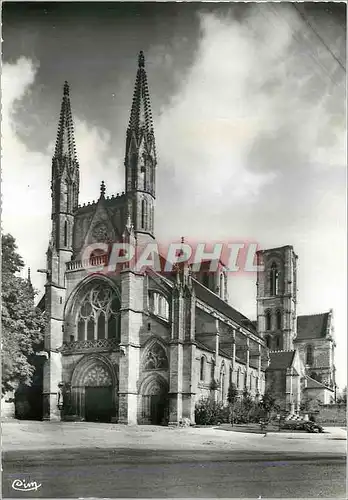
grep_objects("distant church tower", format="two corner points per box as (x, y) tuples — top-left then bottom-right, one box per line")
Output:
(256, 246), (298, 351)
(125, 51), (157, 247)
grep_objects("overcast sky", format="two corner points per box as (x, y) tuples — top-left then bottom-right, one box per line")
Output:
(2, 2), (346, 387)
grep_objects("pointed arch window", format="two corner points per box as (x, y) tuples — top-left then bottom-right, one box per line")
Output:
(219, 274), (223, 298)
(200, 356), (206, 381)
(75, 284), (121, 342)
(72, 183), (77, 211)
(148, 291), (169, 321)
(66, 181), (72, 213)
(276, 335), (281, 349)
(64, 220), (68, 247)
(306, 345), (314, 366)
(141, 199), (146, 229)
(270, 262), (279, 296)
(276, 310), (282, 330)
(236, 368), (240, 389)
(266, 336), (271, 348)
(265, 310), (271, 331)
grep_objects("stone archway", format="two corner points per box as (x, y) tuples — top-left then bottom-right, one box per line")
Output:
(138, 374), (169, 425)
(71, 355), (118, 422)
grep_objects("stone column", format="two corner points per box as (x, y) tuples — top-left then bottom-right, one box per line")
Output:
(43, 278), (66, 421)
(169, 285), (184, 425)
(285, 367), (294, 414)
(257, 343), (262, 396)
(118, 269), (142, 425)
(245, 336), (250, 390)
(182, 286), (196, 424)
(231, 329), (236, 380)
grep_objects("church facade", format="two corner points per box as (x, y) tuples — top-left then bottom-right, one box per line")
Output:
(41, 52), (336, 424)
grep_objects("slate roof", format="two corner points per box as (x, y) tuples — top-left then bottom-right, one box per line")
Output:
(193, 280), (258, 334)
(304, 376), (334, 392)
(195, 340), (215, 354)
(296, 313), (330, 340)
(195, 340), (254, 367)
(267, 350), (296, 371)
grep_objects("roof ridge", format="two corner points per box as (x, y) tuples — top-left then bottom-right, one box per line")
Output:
(297, 311), (330, 318)
(193, 278), (253, 324)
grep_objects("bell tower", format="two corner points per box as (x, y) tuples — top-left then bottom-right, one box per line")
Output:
(124, 51), (157, 246)
(43, 81), (79, 420)
(256, 246), (298, 351)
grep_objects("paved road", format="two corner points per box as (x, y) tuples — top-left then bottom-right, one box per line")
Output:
(3, 447), (346, 498)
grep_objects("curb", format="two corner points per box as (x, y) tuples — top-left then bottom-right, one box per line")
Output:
(265, 431), (346, 440)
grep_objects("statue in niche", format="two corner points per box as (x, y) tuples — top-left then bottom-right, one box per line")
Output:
(144, 343), (168, 370)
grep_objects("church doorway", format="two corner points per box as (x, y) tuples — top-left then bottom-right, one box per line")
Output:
(149, 394), (167, 425)
(70, 355), (118, 423)
(139, 375), (169, 425)
(85, 386), (113, 423)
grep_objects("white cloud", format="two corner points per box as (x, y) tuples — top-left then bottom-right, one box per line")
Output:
(1, 57), (122, 292)
(154, 6), (346, 386)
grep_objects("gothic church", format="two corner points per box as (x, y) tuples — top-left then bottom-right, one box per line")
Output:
(40, 52), (336, 424)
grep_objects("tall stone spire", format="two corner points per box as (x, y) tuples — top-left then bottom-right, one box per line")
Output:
(50, 81), (79, 253)
(124, 51), (157, 242)
(125, 51), (157, 189)
(54, 81), (78, 163)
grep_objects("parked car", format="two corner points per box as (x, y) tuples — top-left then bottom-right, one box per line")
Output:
(282, 419), (323, 433)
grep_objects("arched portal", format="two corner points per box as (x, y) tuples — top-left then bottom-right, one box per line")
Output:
(138, 374), (169, 425)
(71, 355), (118, 422)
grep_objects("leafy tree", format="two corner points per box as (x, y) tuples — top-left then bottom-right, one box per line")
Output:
(336, 387), (347, 406)
(259, 389), (277, 421)
(2, 234), (46, 394)
(227, 383), (238, 426)
(242, 388), (254, 422)
(300, 394), (320, 413)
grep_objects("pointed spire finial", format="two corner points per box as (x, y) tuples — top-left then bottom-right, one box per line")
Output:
(181, 236), (185, 244)
(138, 51), (145, 68)
(54, 81), (78, 162)
(100, 180), (106, 197)
(27, 267), (31, 284)
(126, 51), (155, 135)
(63, 81), (70, 96)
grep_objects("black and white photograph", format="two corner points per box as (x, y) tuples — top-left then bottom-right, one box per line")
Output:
(1, 1), (347, 498)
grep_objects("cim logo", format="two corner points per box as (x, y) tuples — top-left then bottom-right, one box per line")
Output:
(12, 479), (42, 492)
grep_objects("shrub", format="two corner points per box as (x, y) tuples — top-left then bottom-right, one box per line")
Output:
(195, 397), (226, 425)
